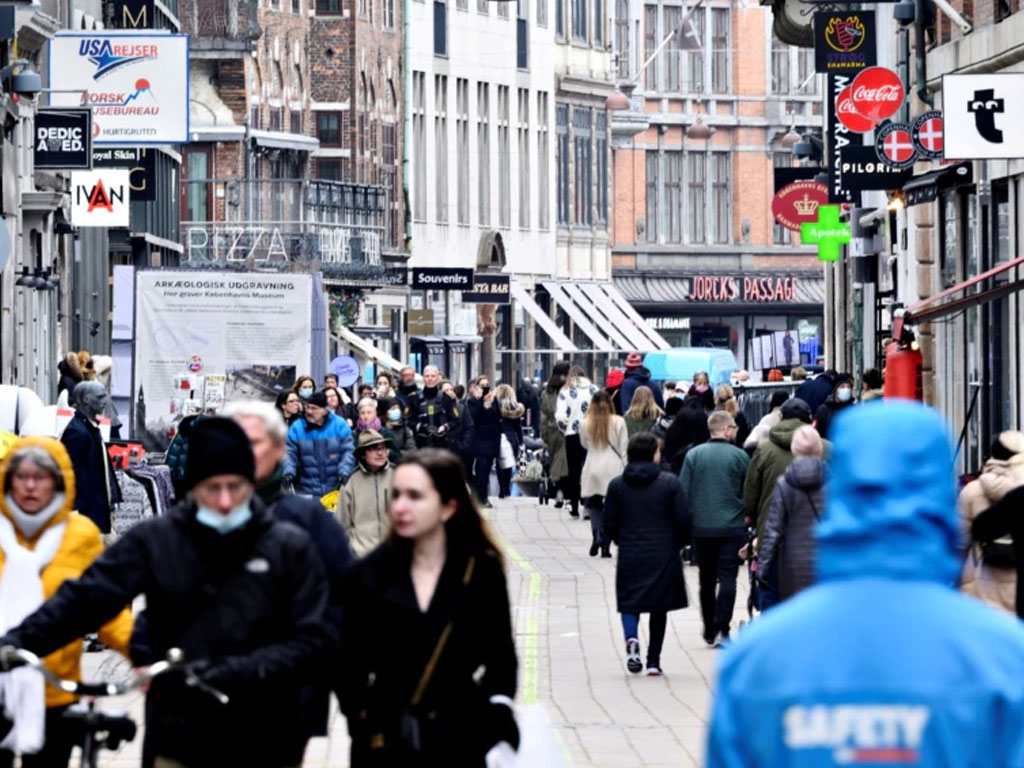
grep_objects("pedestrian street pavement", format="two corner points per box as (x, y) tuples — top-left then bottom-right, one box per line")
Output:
(87, 496), (750, 767)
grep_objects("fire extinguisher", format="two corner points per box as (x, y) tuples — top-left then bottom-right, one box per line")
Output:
(883, 338), (923, 401)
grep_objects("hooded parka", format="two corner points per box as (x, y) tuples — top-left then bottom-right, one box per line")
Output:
(743, 418), (804, 542)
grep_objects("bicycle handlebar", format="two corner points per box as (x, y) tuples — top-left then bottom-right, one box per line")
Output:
(0, 647), (229, 704)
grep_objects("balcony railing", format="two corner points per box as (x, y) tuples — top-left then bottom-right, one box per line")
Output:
(184, 0), (261, 50)
(181, 179), (389, 271)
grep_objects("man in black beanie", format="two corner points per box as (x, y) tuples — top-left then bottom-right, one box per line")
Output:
(0, 417), (332, 768)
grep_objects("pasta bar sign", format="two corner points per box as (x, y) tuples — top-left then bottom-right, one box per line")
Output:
(689, 276), (800, 303)
(462, 274), (511, 304)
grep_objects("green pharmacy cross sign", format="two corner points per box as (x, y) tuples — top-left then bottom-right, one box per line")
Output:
(801, 204), (851, 262)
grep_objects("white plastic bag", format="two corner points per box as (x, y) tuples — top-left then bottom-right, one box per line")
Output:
(499, 434), (516, 470)
(486, 704), (568, 768)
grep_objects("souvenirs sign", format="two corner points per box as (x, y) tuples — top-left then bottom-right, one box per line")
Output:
(771, 181), (830, 233)
(814, 12), (876, 73)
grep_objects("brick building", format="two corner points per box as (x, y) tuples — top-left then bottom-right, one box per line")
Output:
(609, 2), (825, 370)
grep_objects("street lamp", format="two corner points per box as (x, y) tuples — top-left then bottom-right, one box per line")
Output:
(687, 118), (711, 140)
(781, 127), (803, 148)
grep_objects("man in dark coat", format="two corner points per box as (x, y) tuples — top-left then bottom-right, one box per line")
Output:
(604, 432), (691, 676)
(618, 352), (665, 413)
(395, 365), (422, 425)
(662, 395), (711, 474)
(794, 370), (836, 413)
(413, 366), (463, 449)
(467, 378), (502, 505)
(813, 373), (856, 440)
(60, 381), (121, 533)
(3, 418), (332, 768)
(517, 377), (542, 432)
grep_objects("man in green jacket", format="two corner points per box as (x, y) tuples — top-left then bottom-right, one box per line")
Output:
(742, 397), (813, 610)
(680, 410), (750, 647)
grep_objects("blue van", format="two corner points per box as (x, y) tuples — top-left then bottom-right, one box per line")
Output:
(642, 348), (740, 386)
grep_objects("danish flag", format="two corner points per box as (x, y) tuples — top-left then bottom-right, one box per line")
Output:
(916, 117), (943, 154)
(883, 129), (915, 163)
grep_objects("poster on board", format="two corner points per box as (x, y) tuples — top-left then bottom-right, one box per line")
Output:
(132, 271), (313, 450)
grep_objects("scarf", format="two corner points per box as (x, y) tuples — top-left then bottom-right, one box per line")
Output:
(0, 511), (67, 754)
(357, 417), (382, 433)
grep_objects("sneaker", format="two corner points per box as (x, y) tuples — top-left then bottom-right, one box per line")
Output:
(713, 631), (730, 648)
(625, 638), (642, 674)
(645, 666), (663, 677)
(703, 631), (717, 649)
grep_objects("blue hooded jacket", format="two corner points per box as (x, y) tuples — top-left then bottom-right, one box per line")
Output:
(283, 411), (356, 497)
(708, 401), (1024, 768)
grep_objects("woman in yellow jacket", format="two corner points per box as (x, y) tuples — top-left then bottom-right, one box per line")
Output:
(0, 437), (133, 768)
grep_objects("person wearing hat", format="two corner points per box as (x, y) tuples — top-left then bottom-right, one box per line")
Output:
(742, 397), (813, 611)
(283, 389), (356, 498)
(336, 429), (394, 558)
(604, 368), (626, 416)
(0, 418), (332, 768)
(813, 372), (856, 440)
(618, 352), (664, 414)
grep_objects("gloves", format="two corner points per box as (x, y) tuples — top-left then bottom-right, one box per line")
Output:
(486, 700), (520, 751)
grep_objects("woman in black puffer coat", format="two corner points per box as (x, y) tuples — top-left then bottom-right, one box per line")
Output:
(757, 425), (825, 602)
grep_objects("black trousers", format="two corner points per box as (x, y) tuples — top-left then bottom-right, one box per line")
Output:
(473, 455), (496, 503)
(563, 434), (587, 514)
(695, 535), (745, 638)
(585, 495), (609, 553)
(0, 705), (77, 768)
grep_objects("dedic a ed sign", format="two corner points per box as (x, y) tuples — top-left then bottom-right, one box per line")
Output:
(34, 108), (92, 169)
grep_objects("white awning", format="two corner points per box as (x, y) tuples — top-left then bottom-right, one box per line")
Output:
(541, 281), (616, 350)
(250, 129), (320, 153)
(509, 281), (578, 352)
(333, 328), (405, 373)
(561, 282), (637, 350)
(580, 282), (671, 351)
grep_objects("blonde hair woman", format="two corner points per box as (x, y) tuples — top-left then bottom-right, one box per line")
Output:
(580, 391), (629, 557)
(714, 385), (749, 446)
(494, 384), (525, 498)
(623, 386), (664, 437)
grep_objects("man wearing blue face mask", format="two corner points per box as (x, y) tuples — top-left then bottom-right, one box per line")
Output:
(0, 417), (333, 768)
(812, 373), (856, 441)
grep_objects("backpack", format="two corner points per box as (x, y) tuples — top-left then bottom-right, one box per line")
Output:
(651, 415), (673, 440)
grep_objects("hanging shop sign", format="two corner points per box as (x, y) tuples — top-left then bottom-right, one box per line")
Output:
(801, 204), (851, 262)
(411, 267), (474, 290)
(33, 108), (92, 169)
(942, 74), (1024, 160)
(771, 181), (830, 233)
(814, 12), (876, 73)
(70, 169), (131, 227)
(328, 355), (361, 387)
(461, 274), (511, 304)
(827, 73), (857, 204)
(875, 122), (918, 170)
(911, 111), (944, 160)
(688, 276), (800, 303)
(92, 146), (156, 201)
(47, 33), (190, 144)
(836, 86), (877, 133)
(773, 166), (823, 194)
(110, 0), (156, 28)
(850, 67), (905, 122)
(381, 267), (409, 286)
(839, 145), (913, 192)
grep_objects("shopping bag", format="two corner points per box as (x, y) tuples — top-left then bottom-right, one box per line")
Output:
(486, 704), (568, 768)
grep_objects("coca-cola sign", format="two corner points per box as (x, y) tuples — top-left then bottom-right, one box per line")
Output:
(850, 67), (905, 122)
(836, 86), (877, 133)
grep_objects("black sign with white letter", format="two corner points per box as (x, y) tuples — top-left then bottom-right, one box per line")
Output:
(34, 109), (92, 169)
(462, 274), (511, 304)
(111, 0), (155, 28)
(774, 166), (823, 194)
(92, 147), (156, 201)
(814, 11), (876, 74)
(827, 74), (856, 204)
(412, 267), (474, 291)
(838, 145), (913, 193)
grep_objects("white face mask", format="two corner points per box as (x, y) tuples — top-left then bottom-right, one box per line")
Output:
(387, 408), (402, 422)
(196, 502), (252, 535)
(837, 387), (853, 403)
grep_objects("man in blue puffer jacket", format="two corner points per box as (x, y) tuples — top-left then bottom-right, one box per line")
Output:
(707, 400), (1024, 768)
(283, 390), (356, 497)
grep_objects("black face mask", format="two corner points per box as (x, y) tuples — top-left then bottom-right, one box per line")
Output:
(481, 386), (491, 396)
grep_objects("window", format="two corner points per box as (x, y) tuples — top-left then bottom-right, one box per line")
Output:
(711, 8), (729, 93)
(517, 0), (529, 68)
(538, 92), (550, 230)
(556, 0), (564, 37)
(290, 110), (302, 134)
(456, 79), (470, 225)
(359, 0), (368, 16)
(518, 89), (530, 228)
(772, 152), (792, 245)
(663, 6), (681, 92)
(664, 150), (681, 242)
(571, 0), (587, 41)
(435, 75), (449, 222)
(687, 8), (704, 91)
(434, 0), (447, 55)
(478, 0), (488, 13)
(413, 72), (427, 221)
(771, 34), (816, 96)
(644, 6), (658, 90)
(316, 112), (341, 146)
(712, 152), (729, 243)
(293, 0), (301, 13)
(499, 0), (509, 17)
(382, 122), (398, 245)
(573, 107), (592, 226)
(595, 111), (607, 225)
(317, 160), (342, 180)
(498, 86), (511, 227)
(269, 108), (283, 132)
(478, 83), (490, 225)
(615, 0), (630, 78)
(687, 152), (705, 242)
(645, 151), (658, 242)
(556, 104), (569, 225)
(797, 47), (815, 95)
(383, 0), (395, 27)
(770, 35), (790, 94)
(457, 0), (467, 10)
(538, 0), (547, 26)
(317, 0), (342, 13)
(594, 0), (602, 45)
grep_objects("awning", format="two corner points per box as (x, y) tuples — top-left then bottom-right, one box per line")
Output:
(561, 283), (636, 350)
(509, 280), (578, 352)
(410, 336), (447, 357)
(442, 335), (483, 352)
(581, 282), (671, 351)
(250, 129), (320, 153)
(542, 281), (616, 350)
(903, 162), (972, 207)
(897, 254), (1024, 333)
(189, 124), (246, 143)
(333, 327), (405, 372)
(541, 280), (671, 352)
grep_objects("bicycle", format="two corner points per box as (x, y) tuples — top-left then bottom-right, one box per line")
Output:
(0, 647), (228, 768)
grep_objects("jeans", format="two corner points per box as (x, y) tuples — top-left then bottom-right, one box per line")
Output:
(695, 534), (745, 638)
(473, 455), (496, 504)
(620, 612), (669, 667)
(585, 495), (609, 553)
(757, 558), (781, 612)
(563, 434), (587, 514)
(0, 706), (76, 768)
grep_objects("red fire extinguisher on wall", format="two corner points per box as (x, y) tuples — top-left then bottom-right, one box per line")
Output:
(884, 334), (923, 401)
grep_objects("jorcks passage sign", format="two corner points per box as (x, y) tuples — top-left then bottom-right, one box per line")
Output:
(48, 33), (189, 144)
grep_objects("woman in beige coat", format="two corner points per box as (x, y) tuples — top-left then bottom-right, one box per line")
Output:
(580, 391), (628, 558)
(960, 431), (1024, 613)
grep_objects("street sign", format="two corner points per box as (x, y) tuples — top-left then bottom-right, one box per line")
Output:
(92, 146), (156, 201)
(461, 274), (511, 304)
(850, 67), (904, 122)
(771, 181), (830, 233)
(942, 73), (1024, 159)
(839, 145), (913, 192)
(814, 12), (876, 74)
(875, 122), (917, 169)
(70, 169), (131, 227)
(411, 267), (474, 291)
(911, 111), (944, 160)
(801, 205), (851, 262)
(34, 108), (92, 169)
(836, 86), (876, 133)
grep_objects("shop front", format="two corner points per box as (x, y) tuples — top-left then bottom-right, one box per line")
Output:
(614, 270), (826, 374)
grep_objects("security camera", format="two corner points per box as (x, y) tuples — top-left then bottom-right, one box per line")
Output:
(894, 0), (916, 25)
(1, 61), (42, 98)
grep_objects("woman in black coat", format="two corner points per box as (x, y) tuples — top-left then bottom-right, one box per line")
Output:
(466, 377), (502, 506)
(340, 450), (519, 767)
(604, 433), (691, 676)
(662, 395), (711, 474)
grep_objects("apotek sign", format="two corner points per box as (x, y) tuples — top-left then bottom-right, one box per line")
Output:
(47, 33), (189, 144)
(34, 108), (92, 169)
(70, 169), (131, 227)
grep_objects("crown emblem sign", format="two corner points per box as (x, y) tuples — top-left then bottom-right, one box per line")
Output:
(793, 194), (820, 216)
